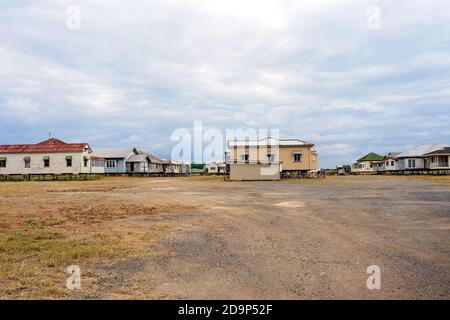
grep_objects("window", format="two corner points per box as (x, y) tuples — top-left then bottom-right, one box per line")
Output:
(92, 160), (105, 167)
(66, 156), (72, 167)
(240, 152), (249, 161)
(391, 161), (395, 166)
(24, 157), (31, 168)
(43, 157), (50, 167)
(292, 152), (302, 162)
(106, 160), (116, 168)
(84, 157), (89, 167)
(0, 157), (6, 168)
(408, 159), (416, 168)
(267, 153), (275, 162)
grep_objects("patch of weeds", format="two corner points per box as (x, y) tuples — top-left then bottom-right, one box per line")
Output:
(25, 219), (39, 226)
(0, 229), (133, 299)
(42, 219), (64, 226)
(23, 219), (65, 228)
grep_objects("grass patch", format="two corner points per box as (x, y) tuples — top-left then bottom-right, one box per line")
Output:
(25, 219), (39, 226)
(23, 219), (65, 227)
(0, 228), (133, 299)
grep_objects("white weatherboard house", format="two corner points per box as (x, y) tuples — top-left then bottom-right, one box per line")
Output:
(0, 138), (103, 175)
(92, 147), (139, 174)
(423, 147), (450, 170)
(126, 154), (152, 173)
(374, 152), (401, 172)
(138, 151), (165, 173)
(396, 144), (450, 171)
(206, 161), (226, 174)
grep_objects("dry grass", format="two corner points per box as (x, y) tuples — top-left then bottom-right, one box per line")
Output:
(0, 225), (133, 299)
(0, 177), (193, 299)
(0, 174), (448, 299)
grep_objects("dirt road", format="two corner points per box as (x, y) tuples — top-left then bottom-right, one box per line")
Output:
(0, 176), (449, 299)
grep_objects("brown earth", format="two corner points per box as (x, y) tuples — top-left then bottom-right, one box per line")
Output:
(0, 175), (449, 299)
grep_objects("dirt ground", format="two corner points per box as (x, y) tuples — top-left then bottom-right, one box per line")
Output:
(0, 175), (449, 300)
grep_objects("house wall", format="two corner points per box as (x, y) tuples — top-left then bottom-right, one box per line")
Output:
(229, 163), (280, 181)
(385, 159), (399, 171)
(180, 164), (190, 174)
(351, 161), (376, 173)
(206, 163), (218, 173)
(374, 162), (385, 172)
(90, 160), (105, 174)
(104, 158), (126, 174)
(126, 161), (149, 173)
(229, 146), (317, 171)
(397, 158), (425, 170)
(0, 151), (92, 175)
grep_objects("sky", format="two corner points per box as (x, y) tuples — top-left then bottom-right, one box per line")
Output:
(0, 0), (449, 167)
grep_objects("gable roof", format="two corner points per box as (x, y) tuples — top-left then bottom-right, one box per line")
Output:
(137, 151), (165, 164)
(92, 147), (137, 159)
(396, 144), (450, 158)
(423, 147), (450, 156)
(384, 152), (401, 160)
(207, 161), (226, 167)
(357, 152), (384, 162)
(0, 138), (89, 153)
(228, 137), (313, 147)
(127, 154), (149, 163)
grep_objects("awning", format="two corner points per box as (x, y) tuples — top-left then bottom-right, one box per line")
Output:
(43, 156), (50, 160)
(0, 157), (6, 161)
(65, 156), (72, 160)
(292, 151), (303, 155)
(23, 156), (31, 161)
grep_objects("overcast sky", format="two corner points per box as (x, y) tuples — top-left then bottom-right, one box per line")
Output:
(1, 0), (449, 167)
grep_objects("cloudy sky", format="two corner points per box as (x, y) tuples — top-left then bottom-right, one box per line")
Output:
(1, 0), (449, 167)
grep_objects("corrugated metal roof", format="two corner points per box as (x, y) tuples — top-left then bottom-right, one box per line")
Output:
(0, 138), (89, 153)
(207, 161), (226, 167)
(92, 147), (136, 159)
(127, 155), (149, 162)
(423, 147), (450, 156)
(137, 151), (165, 164)
(397, 144), (450, 158)
(228, 137), (313, 147)
(384, 152), (401, 159)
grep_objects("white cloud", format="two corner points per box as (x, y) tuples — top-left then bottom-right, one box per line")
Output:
(0, 0), (449, 167)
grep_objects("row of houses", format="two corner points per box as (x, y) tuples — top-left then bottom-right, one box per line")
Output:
(0, 137), (319, 180)
(0, 138), (189, 176)
(351, 144), (450, 174)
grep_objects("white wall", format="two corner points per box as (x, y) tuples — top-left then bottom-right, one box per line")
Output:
(397, 158), (425, 170)
(0, 150), (100, 175)
(351, 161), (375, 173)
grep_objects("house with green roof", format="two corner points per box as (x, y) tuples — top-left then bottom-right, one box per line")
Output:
(351, 152), (384, 174)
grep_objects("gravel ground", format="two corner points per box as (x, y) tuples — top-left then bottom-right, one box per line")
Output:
(1, 175), (449, 299)
(125, 176), (450, 299)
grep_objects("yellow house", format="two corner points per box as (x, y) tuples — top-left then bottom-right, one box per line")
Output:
(227, 137), (318, 180)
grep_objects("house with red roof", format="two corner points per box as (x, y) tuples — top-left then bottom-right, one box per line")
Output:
(0, 138), (104, 175)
